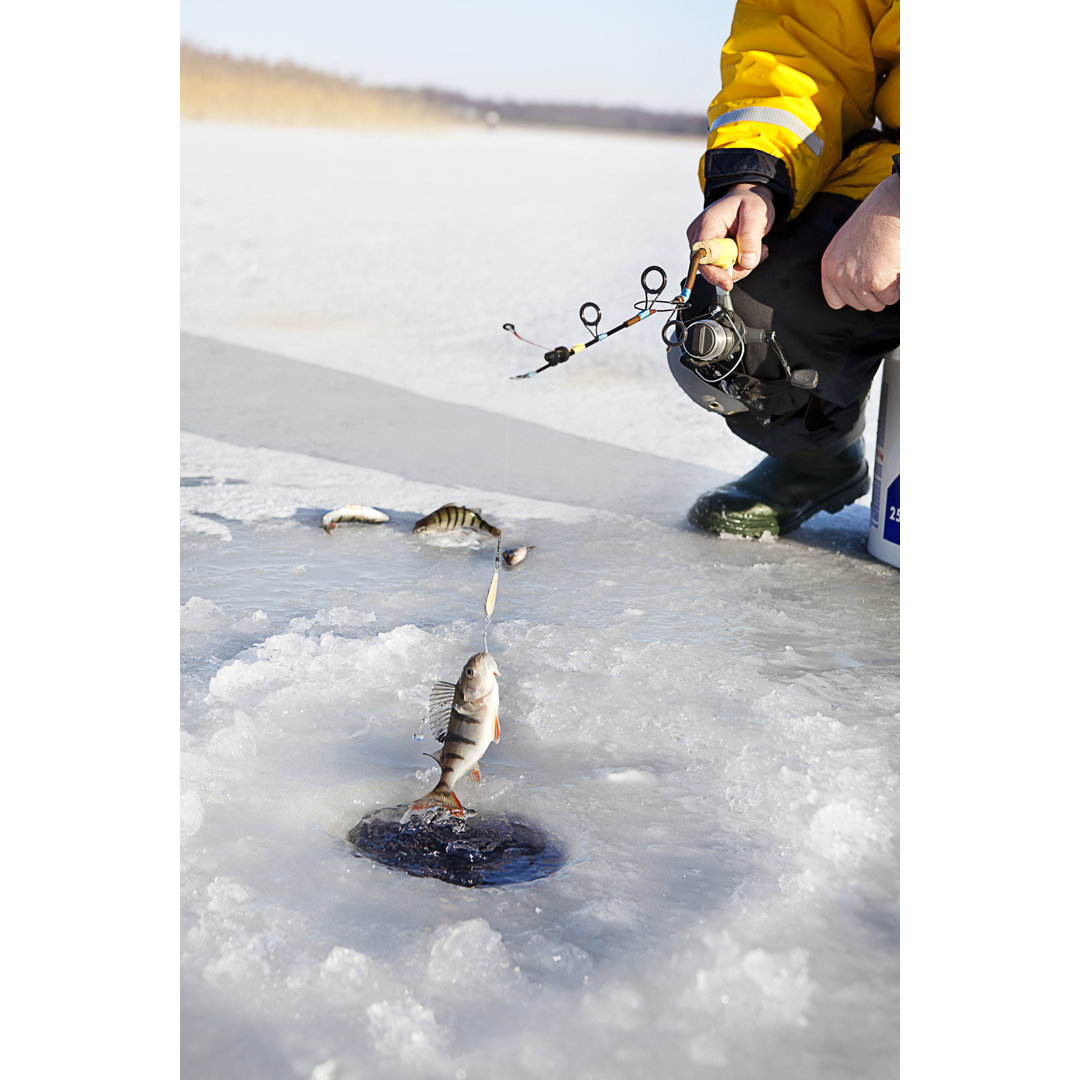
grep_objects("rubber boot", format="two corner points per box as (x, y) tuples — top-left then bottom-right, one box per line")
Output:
(688, 438), (870, 538)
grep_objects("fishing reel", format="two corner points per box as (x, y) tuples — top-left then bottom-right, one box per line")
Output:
(664, 273), (819, 416)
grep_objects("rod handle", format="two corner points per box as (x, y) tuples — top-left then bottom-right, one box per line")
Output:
(691, 237), (739, 269)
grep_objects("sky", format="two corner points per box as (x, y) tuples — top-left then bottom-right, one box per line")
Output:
(179, 0), (738, 115)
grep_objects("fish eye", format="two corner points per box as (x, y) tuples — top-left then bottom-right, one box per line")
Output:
(465, 666), (475, 678)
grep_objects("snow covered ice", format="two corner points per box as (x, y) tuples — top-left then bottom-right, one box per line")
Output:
(181, 121), (899, 1079)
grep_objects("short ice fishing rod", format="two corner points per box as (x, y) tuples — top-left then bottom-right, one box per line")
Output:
(503, 237), (818, 413)
(504, 238), (739, 379)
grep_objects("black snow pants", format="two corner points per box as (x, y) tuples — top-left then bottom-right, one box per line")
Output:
(719, 192), (900, 458)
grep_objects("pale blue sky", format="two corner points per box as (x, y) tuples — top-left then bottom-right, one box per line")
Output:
(179, 0), (738, 115)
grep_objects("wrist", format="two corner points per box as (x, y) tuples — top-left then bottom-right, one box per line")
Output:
(873, 172), (900, 215)
(710, 182), (775, 210)
(726, 181), (772, 197)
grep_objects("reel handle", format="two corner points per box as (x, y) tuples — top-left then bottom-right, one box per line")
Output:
(690, 237), (739, 269)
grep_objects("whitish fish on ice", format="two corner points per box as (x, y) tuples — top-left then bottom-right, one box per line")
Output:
(503, 545), (535, 566)
(412, 503), (501, 538)
(322, 504), (390, 532)
(412, 651), (501, 814)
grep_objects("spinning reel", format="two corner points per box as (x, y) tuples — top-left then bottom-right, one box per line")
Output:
(663, 250), (819, 415)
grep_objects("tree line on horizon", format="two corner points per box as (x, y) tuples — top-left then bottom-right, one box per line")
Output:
(180, 44), (705, 136)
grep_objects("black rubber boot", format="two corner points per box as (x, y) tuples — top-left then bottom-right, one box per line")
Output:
(688, 439), (870, 538)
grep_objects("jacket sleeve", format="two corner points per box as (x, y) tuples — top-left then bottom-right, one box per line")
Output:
(701, 0), (893, 223)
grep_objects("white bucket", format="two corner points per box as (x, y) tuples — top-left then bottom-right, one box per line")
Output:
(868, 352), (900, 567)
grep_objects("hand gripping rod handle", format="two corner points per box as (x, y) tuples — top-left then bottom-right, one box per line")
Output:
(690, 237), (739, 269)
(680, 237), (740, 303)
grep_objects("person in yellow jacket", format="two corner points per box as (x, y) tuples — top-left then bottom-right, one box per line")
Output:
(668, 0), (899, 538)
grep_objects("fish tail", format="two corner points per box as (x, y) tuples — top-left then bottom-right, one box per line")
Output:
(459, 508), (498, 537)
(410, 788), (465, 815)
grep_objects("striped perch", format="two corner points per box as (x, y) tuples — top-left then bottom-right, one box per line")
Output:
(412, 652), (501, 815)
(411, 502), (501, 538)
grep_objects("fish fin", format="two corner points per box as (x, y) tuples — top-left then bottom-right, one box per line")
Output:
(421, 752), (442, 765)
(427, 681), (457, 742)
(429, 680), (457, 700)
(493, 714), (500, 743)
(469, 766), (482, 783)
(322, 523), (335, 533)
(410, 789), (465, 816)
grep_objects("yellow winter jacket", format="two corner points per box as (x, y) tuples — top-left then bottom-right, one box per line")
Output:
(701, 0), (899, 222)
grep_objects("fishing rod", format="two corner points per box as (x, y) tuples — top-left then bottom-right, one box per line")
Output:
(503, 236), (818, 412)
(504, 238), (739, 379)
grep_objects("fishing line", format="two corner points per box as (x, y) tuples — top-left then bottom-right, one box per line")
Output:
(487, 245), (741, 642)
(502, 324), (551, 351)
(497, 310), (515, 649)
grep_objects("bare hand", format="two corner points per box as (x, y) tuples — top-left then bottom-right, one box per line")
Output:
(686, 183), (775, 291)
(820, 173), (900, 311)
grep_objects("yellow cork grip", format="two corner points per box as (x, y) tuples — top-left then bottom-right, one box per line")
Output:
(691, 237), (739, 269)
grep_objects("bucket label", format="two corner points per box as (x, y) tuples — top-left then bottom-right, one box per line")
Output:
(870, 450), (883, 527)
(884, 475), (900, 545)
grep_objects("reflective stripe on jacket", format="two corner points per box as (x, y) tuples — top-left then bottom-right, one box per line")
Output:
(700, 0), (899, 222)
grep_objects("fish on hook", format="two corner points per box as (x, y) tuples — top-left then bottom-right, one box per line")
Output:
(411, 651), (501, 815)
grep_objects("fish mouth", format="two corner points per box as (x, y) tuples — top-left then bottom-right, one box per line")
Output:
(468, 682), (497, 706)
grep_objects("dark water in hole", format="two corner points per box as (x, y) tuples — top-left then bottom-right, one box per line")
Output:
(347, 804), (567, 888)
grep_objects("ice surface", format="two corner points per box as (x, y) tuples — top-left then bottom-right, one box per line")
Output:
(181, 121), (898, 1079)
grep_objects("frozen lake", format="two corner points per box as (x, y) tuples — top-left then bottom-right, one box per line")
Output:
(181, 120), (899, 1079)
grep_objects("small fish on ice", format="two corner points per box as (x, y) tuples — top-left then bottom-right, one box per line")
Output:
(412, 651), (501, 816)
(503, 545), (535, 567)
(321, 504), (390, 532)
(412, 503), (501, 538)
